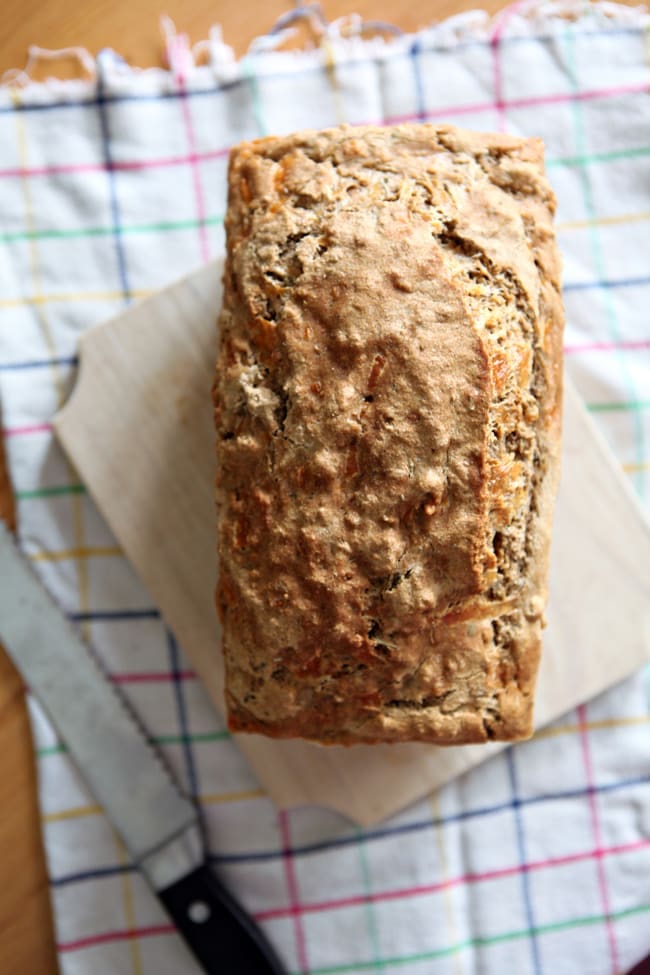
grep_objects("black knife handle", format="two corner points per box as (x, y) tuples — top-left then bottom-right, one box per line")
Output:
(626, 952), (650, 975)
(160, 864), (288, 975)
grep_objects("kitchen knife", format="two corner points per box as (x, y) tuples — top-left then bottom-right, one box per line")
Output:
(0, 520), (287, 975)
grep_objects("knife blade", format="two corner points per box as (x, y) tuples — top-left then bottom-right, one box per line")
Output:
(0, 520), (286, 975)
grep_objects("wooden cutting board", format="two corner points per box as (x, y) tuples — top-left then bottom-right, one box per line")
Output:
(55, 259), (650, 825)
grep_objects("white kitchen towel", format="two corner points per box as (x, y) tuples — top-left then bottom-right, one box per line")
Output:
(0, 2), (649, 973)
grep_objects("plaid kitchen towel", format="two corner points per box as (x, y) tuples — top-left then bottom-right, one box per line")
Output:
(1, 2), (649, 973)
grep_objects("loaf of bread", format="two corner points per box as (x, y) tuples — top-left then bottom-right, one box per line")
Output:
(214, 123), (563, 745)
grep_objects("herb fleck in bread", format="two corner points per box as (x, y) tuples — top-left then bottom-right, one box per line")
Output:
(214, 123), (564, 745)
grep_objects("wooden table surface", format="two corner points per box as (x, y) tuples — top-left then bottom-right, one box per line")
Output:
(0, 1), (611, 972)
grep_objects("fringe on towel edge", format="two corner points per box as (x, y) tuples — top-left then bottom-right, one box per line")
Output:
(1, 0), (648, 95)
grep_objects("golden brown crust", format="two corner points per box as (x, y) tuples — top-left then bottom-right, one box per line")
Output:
(214, 123), (564, 745)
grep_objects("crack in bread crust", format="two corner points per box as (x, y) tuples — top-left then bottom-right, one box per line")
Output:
(214, 123), (564, 746)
